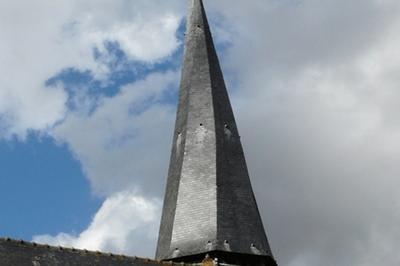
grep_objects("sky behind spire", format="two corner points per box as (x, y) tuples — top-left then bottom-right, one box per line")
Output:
(1, 0), (400, 265)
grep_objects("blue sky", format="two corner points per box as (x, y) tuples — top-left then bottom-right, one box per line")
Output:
(0, 135), (100, 239)
(1, 1), (400, 265)
(0, 15), (187, 243)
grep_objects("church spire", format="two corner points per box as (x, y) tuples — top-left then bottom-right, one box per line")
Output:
(156, 1), (276, 265)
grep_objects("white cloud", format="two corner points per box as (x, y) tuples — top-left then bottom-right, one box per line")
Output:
(0, 0), (183, 139)
(66, 0), (184, 63)
(33, 190), (161, 257)
(52, 70), (178, 196)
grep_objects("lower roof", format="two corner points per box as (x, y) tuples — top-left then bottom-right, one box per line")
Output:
(0, 238), (178, 266)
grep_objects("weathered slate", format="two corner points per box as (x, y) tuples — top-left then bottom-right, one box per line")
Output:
(155, 0), (276, 265)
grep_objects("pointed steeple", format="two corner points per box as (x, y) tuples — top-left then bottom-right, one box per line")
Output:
(156, 1), (276, 265)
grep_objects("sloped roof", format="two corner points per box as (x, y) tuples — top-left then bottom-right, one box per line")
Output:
(0, 238), (190, 266)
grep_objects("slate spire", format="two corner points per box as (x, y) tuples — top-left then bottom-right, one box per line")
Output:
(156, 1), (276, 265)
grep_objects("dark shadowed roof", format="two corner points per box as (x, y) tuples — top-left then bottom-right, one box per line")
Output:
(0, 238), (186, 266)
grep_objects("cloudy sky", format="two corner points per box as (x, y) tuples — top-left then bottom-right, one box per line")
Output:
(1, 0), (400, 265)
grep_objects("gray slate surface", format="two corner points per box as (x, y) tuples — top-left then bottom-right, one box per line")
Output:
(156, 0), (275, 264)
